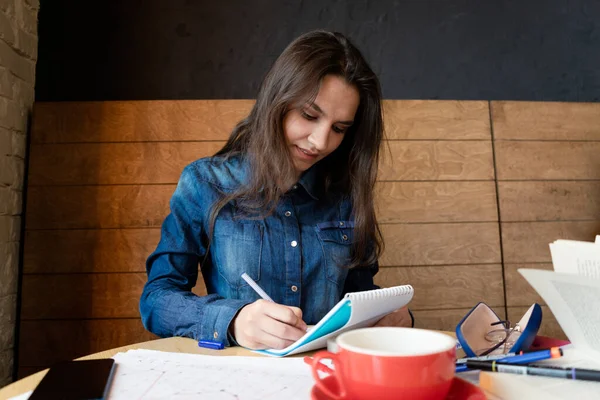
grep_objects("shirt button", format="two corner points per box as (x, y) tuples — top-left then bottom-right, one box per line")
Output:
(342, 234), (348, 241)
(213, 331), (219, 339)
(285, 211), (292, 217)
(292, 185), (298, 190)
(291, 285), (298, 292)
(339, 221), (345, 226)
(291, 240), (298, 247)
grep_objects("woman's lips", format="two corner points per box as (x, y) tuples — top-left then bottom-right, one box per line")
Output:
(295, 145), (319, 160)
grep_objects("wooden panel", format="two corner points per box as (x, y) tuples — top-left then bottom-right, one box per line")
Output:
(24, 223), (501, 274)
(378, 141), (494, 181)
(24, 229), (160, 274)
(18, 319), (157, 366)
(22, 273), (147, 319)
(376, 181), (497, 223)
(29, 140), (494, 186)
(375, 265), (504, 310)
(505, 263), (554, 306)
(502, 221), (600, 263)
(25, 185), (174, 230)
(492, 101), (600, 140)
(31, 100), (490, 144)
(498, 182), (600, 222)
(25, 182), (502, 233)
(379, 223), (501, 266)
(21, 273), (208, 319)
(507, 306), (566, 340)
(28, 142), (224, 186)
(412, 307), (507, 332)
(31, 100), (254, 143)
(495, 141), (600, 180)
(383, 101), (490, 140)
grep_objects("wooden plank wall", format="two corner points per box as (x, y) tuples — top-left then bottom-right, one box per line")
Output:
(17, 100), (600, 376)
(492, 101), (600, 339)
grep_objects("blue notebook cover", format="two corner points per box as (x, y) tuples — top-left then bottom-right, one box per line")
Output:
(255, 285), (414, 357)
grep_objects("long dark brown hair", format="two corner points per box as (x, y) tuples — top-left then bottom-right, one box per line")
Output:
(210, 30), (385, 268)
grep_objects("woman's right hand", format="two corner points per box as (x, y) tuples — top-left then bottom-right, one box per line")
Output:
(231, 300), (308, 350)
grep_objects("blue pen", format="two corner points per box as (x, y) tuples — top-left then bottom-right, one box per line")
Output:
(456, 347), (563, 373)
(456, 364), (470, 373)
(456, 347), (562, 364)
(198, 340), (225, 350)
(500, 347), (563, 365)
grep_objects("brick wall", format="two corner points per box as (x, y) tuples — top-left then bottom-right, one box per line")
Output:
(0, 0), (38, 387)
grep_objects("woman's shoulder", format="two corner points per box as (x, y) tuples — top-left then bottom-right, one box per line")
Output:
(183, 154), (248, 192)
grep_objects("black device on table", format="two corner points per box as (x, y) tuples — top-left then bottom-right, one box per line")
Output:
(29, 359), (116, 400)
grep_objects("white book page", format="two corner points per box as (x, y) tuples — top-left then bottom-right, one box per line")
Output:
(550, 240), (600, 278)
(519, 269), (600, 356)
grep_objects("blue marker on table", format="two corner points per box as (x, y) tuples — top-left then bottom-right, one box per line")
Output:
(457, 347), (563, 365)
(456, 347), (563, 373)
(198, 340), (225, 350)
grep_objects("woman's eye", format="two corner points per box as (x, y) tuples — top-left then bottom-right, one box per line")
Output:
(301, 111), (317, 120)
(332, 126), (346, 134)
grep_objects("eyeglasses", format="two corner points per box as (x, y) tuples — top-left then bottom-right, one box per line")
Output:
(475, 320), (522, 356)
(456, 302), (542, 358)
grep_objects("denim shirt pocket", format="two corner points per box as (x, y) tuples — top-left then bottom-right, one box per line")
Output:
(315, 221), (354, 286)
(213, 219), (263, 291)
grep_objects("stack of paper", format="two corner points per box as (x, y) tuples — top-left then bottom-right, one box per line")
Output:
(479, 235), (600, 399)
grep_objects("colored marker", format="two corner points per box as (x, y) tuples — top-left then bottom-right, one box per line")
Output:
(466, 360), (600, 382)
(456, 347), (563, 365)
(198, 340), (225, 350)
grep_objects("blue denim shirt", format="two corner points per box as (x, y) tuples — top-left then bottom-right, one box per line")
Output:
(140, 155), (379, 346)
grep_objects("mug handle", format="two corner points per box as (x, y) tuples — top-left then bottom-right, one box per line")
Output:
(311, 350), (347, 400)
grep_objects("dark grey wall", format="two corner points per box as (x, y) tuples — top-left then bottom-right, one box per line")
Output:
(36, 0), (600, 101)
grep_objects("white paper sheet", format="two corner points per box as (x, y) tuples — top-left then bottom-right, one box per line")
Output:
(10, 349), (315, 400)
(520, 269), (600, 357)
(549, 239), (600, 278)
(479, 270), (600, 399)
(107, 349), (313, 399)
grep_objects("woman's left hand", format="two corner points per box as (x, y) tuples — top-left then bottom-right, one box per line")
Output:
(374, 306), (413, 328)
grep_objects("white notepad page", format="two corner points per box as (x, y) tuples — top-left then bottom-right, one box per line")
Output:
(257, 285), (414, 356)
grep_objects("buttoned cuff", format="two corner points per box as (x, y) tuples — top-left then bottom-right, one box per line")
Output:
(198, 299), (250, 347)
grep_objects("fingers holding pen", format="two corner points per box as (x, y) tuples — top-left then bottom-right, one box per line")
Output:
(264, 302), (308, 332)
(232, 300), (308, 350)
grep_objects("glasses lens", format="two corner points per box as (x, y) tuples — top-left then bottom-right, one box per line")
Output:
(473, 328), (522, 355)
(484, 328), (509, 344)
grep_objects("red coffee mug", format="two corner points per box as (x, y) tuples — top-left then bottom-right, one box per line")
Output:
(311, 327), (456, 400)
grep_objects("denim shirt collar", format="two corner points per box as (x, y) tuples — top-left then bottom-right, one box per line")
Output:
(296, 164), (322, 200)
(227, 154), (322, 200)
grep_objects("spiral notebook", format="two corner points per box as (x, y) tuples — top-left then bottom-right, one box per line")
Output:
(256, 285), (414, 357)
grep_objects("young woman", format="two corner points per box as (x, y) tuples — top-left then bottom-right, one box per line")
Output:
(140, 30), (413, 351)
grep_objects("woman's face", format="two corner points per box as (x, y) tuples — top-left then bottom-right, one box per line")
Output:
(283, 74), (360, 178)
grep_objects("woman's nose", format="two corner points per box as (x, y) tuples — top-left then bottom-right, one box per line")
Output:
(307, 125), (329, 152)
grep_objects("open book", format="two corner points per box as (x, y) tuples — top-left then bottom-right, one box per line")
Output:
(479, 236), (600, 399)
(549, 236), (600, 278)
(255, 285), (414, 357)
